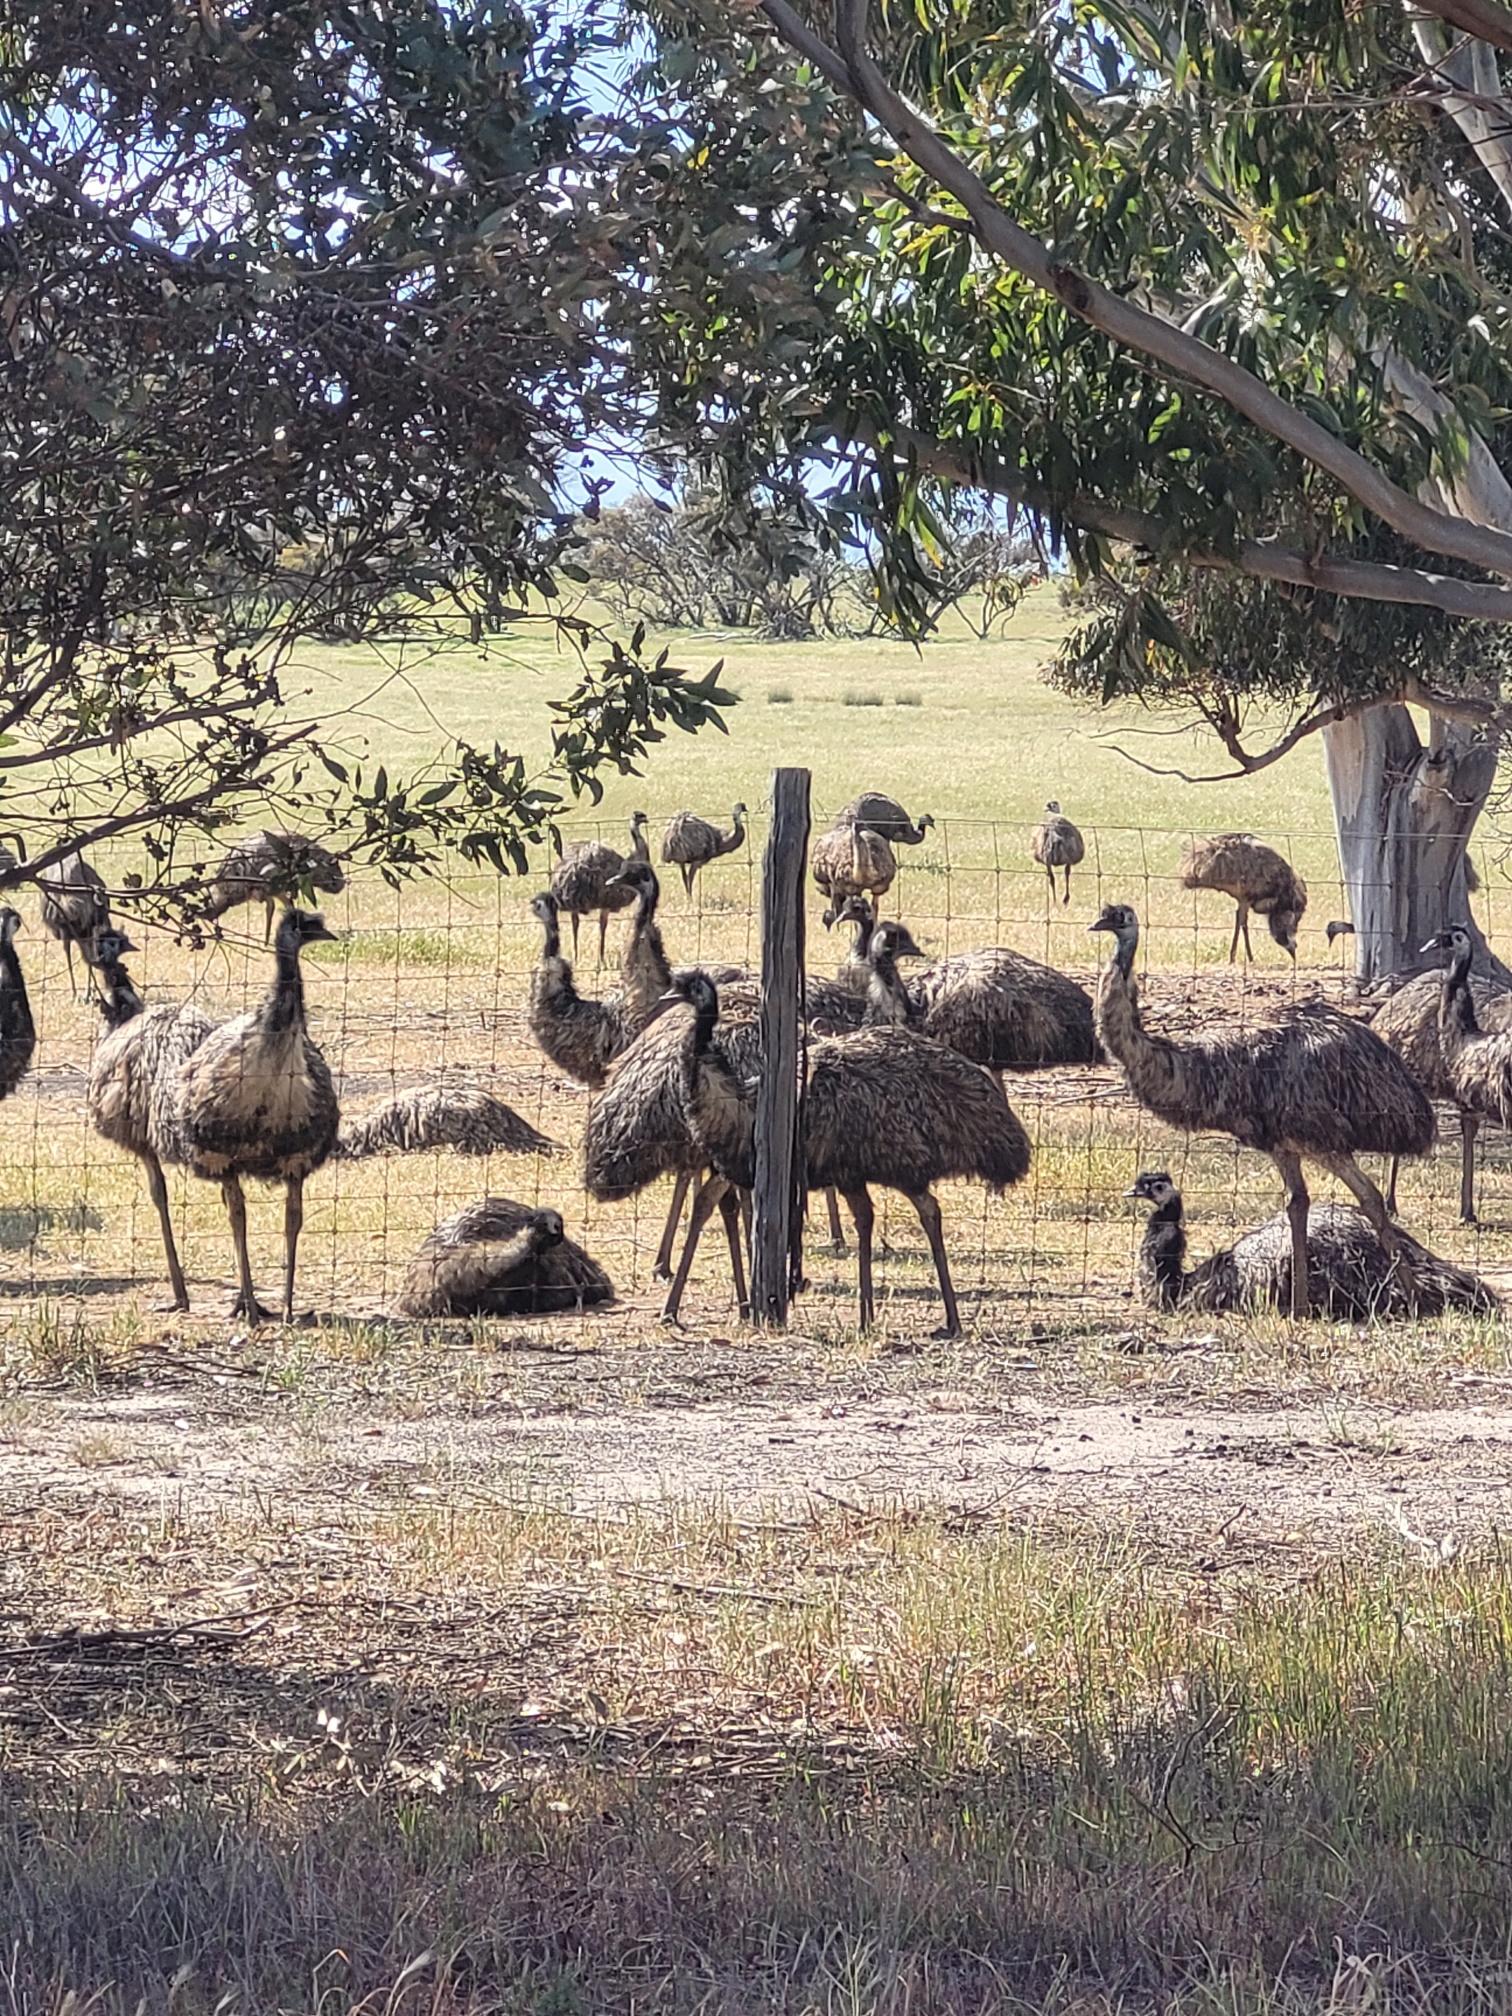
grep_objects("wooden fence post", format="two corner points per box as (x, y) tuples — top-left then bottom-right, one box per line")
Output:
(751, 767), (811, 1326)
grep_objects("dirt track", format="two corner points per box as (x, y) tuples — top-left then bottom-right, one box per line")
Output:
(7, 1334), (1512, 1556)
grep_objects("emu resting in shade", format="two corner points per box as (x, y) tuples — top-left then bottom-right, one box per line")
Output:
(396, 1200), (614, 1317)
(1128, 1170), (1497, 1319)
(1090, 902), (1434, 1320)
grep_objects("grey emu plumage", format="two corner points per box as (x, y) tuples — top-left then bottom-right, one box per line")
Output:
(527, 889), (646, 1091)
(39, 850), (110, 997)
(811, 824), (896, 909)
(661, 804), (748, 898)
(88, 930), (216, 1311)
(1372, 959), (1512, 1224)
(582, 994), (757, 1298)
(1090, 902), (1434, 1320)
(1179, 833), (1308, 962)
(550, 811), (651, 962)
(665, 972), (1031, 1336)
(834, 896), (1099, 1072)
(1128, 1170), (1496, 1320)
(176, 907), (340, 1324)
(396, 1200), (614, 1317)
(835, 793), (934, 846)
(1029, 801), (1085, 904)
(335, 1078), (558, 1160)
(203, 831), (346, 942)
(1424, 929), (1512, 1203)
(0, 909), (36, 1106)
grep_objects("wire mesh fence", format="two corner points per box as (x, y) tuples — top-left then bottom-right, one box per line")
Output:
(2, 804), (1510, 1335)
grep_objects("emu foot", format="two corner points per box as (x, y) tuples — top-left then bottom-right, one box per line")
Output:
(931, 1322), (964, 1341)
(228, 1291), (276, 1325)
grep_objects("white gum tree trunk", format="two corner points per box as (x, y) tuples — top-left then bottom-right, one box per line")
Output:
(1324, 704), (1509, 985)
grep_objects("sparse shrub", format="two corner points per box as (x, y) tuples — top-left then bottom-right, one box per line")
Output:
(768, 686), (795, 704)
(842, 690), (885, 707)
(895, 690), (924, 707)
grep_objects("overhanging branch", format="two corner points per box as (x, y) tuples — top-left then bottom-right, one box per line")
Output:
(761, 0), (1512, 583)
(1411, 0), (1512, 58)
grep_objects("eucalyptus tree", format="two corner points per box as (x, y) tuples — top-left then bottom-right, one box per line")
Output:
(633, 0), (1512, 977)
(0, 1), (731, 919)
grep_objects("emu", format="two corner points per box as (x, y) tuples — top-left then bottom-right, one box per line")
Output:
(835, 793), (934, 846)
(203, 831), (346, 942)
(550, 811), (651, 963)
(396, 1201), (614, 1317)
(1090, 902), (1433, 1320)
(176, 908), (340, 1324)
(88, 929), (215, 1310)
(39, 850), (110, 997)
(660, 804), (747, 899)
(1029, 801), (1085, 905)
(666, 972), (1031, 1336)
(1127, 1169), (1496, 1319)
(1179, 833), (1307, 962)
(1372, 958), (1512, 1224)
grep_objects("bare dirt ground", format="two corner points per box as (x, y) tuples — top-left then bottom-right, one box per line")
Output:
(5, 1316), (1510, 1555)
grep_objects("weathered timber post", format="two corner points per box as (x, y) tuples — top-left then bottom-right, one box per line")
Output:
(751, 767), (811, 1325)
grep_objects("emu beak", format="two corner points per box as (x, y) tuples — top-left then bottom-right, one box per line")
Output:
(310, 921), (339, 944)
(894, 929), (926, 961)
(1087, 917), (1113, 934)
(1421, 933), (1450, 953)
(116, 933), (139, 954)
(1122, 1182), (1142, 1198)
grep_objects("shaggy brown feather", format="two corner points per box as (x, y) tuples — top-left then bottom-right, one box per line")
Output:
(335, 1079), (557, 1159)
(834, 794), (933, 845)
(1029, 801), (1085, 904)
(39, 849), (109, 995)
(0, 910), (36, 1105)
(549, 812), (650, 960)
(1180, 832), (1307, 960)
(1373, 965), (1512, 1222)
(1432, 926), (1512, 1137)
(396, 1200), (613, 1317)
(1129, 1171), (1497, 1319)
(811, 824), (896, 906)
(660, 804), (747, 897)
(1092, 902), (1433, 1319)
(202, 831), (345, 940)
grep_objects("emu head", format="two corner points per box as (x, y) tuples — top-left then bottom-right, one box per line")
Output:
(1125, 1170), (1180, 1209)
(607, 858), (659, 903)
(1045, 800), (1062, 814)
(1268, 908), (1301, 959)
(674, 969), (720, 1020)
(1088, 902), (1140, 968)
(282, 908), (337, 951)
(825, 892), (874, 933)
(1423, 923), (1475, 966)
(531, 1209), (566, 1250)
(0, 908), (22, 950)
(530, 890), (558, 925)
(731, 801), (748, 819)
(92, 927), (138, 965)
(869, 922), (925, 966)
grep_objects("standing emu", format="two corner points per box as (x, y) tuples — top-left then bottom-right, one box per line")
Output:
(666, 972), (1031, 1336)
(0, 909), (35, 1104)
(811, 824), (897, 910)
(1372, 957), (1512, 1224)
(550, 811), (651, 963)
(39, 850), (110, 996)
(202, 831), (346, 942)
(88, 929), (216, 1310)
(1424, 925), (1512, 1166)
(835, 794), (934, 846)
(1029, 802), (1085, 905)
(1090, 903), (1434, 1320)
(661, 804), (747, 899)
(1127, 1169), (1495, 1319)
(176, 908), (340, 1324)
(1179, 833), (1308, 962)
(527, 887), (649, 1091)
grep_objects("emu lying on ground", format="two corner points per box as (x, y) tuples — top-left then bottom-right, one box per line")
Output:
(1090, 902), (1433, 1320)
(396, 1200), (614, 1317)
(1127, 1170), (1496, 1319)
(335, 1078), (557, 1160)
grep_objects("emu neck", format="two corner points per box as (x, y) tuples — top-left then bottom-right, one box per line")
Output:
(0, 937), (33, 1035)
(537, 908), (562, 963)
(1140, 1195), (1187, 1310)
(864, 947), (912, 1028)
(1095, 954), (1182, 1107)
(629, 824), (650, 864)
(99, 964), (144, 1030)
(264, 933), (308, 1037)
(1441, 946), (1480, 1049)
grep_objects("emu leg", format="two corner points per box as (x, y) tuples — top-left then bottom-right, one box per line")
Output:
(683, 864), (695, 901)
(842, 1185), (876, 1330)
(141, 1150), (189, 1312)
(1243, 914), (1256, 961)
(1227, 906), (1244, 964)
(569, 910), (582, 960)
(282, 1175), (304, 1325)
(824, 1186), (847, 1254)
(597, 908), (610, 966)
(1460, 1111), (1481, 1226)
(907, 1188), (961, 1338)
(263, 900), (275, 944)
(1324, 1152), (1409, 1310)
(222, 1174), (271, 1325)
(63, 937), (78, 1001)
(1273, 1150), (1311, 1320)
(718, 1186), (751, 1319)
(1385, 1155), (1401, 1217)
(1062, 863), (1072, 905)
(1044, 863), (1056, 901)
(653, 1169), (692, 1281)
(661, 1172), (729, 1324)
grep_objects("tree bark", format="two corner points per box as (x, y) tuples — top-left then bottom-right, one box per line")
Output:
(1323, 704), (1509, 985)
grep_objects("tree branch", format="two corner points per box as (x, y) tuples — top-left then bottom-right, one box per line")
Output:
(855, 419), (1512, 622)
(759, 0), (1512, 582)
(1411, 0), (1512, 59)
